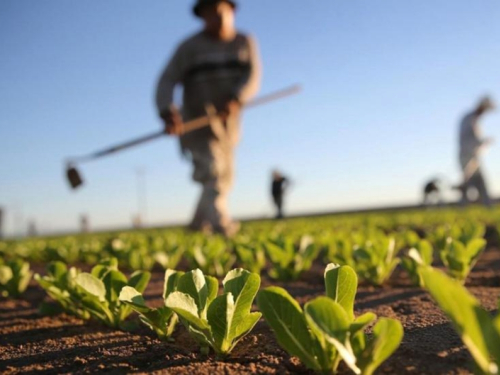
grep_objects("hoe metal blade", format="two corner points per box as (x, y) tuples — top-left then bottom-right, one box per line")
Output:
(66, 165), (84, 189)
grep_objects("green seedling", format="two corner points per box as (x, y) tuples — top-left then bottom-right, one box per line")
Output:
(165, 268), (261, 357)
(402, 239), (434, 286)
(430, 222), (485, 252)
(0, 259), (32, 298)
(352, 236), (400, 286)
(188, 236), (237, 277)
(324, 236), (355, 269)
(257, 264), (403, 374)
(154, 244), (185, 271)
(419, 266), (500, 375)
(264, 235), (320, 281)
(119, 269), (184, 340)
(75, 258), (151, 329)
(35, 261), (90, 319)
(234, 242), (266, 274)
(439, 238), (486, 284)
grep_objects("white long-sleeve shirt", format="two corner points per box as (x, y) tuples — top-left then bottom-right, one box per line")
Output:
(459, 111), (486, 171)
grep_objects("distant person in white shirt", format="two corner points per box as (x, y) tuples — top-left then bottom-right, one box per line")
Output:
(458, 96), (495, 206)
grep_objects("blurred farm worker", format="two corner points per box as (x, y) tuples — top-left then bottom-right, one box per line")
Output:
(156, 0), (261, 236)
(458, 96), (495, 207)
(423, 178), (442, 206)
(272, 170), (290, 219)
(80, 214), (90, 233)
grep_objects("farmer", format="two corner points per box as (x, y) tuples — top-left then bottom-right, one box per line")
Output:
(271, 170), (289, 219)
(423, 178), (442, 206)
(458, 96), (495, 207)
(156, 0), (261, 236)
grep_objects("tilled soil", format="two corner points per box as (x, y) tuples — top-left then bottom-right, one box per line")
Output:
(1, 247), (499, 374)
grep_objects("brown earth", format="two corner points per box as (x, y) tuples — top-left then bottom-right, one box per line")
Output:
(1, 246), (499, 374)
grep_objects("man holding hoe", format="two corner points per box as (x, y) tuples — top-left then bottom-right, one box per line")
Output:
(156, 0), (261, 236)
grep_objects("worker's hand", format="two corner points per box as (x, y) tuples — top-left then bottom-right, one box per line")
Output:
(220, 99), (241, 122)
(161, 106), (183, 136)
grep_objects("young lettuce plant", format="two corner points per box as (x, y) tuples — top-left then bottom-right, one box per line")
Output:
(392, 229), (420, 254)
(455, 222), (486, 245)
(234, 242), (266, 274)
(401, 240), (433, 287)
(35, 261), (90, 319)
(430, 222), (485, 252)
(119, 269), (184, 340)
(264, 235), (320, 281)
(257, 264), (403, 374)
(154, 244), (185, 271)
(352, 236), (400, 286)
(402, 229), (421, 249)
(0, 259), (32, 298)
(75, 258), (151, 329)
(127, 249), (157, 271)
(418, 266), (500, 374)
(439, 238), (486, 284)
(324, 235), (355, 268)
(188, 237), (237, 277)
(165, 268), (261, 357)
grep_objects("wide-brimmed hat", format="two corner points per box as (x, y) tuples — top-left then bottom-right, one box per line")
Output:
(478, 96), (496, 111)
(193, 0), (237, 17)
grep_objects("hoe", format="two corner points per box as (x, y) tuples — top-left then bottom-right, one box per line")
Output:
(65, 85), (301, 190)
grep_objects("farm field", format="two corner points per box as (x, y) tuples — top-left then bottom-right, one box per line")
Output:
(1, 207), (499, 374)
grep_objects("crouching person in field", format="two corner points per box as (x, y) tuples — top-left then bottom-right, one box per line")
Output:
(156, 0), (261, 237)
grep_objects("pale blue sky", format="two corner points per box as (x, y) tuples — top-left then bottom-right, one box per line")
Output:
(1, 1), (500, 236)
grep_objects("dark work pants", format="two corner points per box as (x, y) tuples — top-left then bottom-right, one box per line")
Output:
(273, 194), (283, 219)
(461, 168), (491, 207)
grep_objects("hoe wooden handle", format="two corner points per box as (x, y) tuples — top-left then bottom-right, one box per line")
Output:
(68, 85), (302, 164)
(180, 84), (302, 135)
